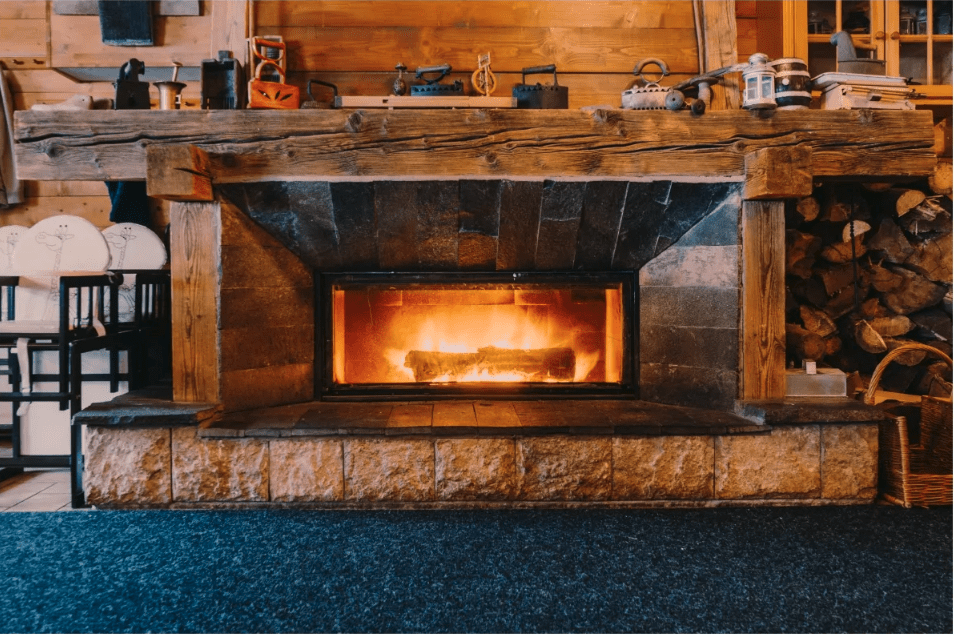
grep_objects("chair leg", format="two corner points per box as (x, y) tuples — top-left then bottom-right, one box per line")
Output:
(69, 343), (88, 508)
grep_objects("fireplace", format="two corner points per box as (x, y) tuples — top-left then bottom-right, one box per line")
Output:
(320, 272), (635, 399)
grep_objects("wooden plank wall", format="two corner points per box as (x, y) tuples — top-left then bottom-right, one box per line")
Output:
(1, 1), (754, 234)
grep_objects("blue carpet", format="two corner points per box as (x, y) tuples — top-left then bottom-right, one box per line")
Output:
(0, 506), (950, 633)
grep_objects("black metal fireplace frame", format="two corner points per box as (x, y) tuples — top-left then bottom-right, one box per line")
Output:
(316, 271), (638, 401)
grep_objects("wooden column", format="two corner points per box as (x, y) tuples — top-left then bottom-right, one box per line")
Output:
(170, 200), (222, 404)
(702, 0), (741, 110)
(740, 200), (786, 399)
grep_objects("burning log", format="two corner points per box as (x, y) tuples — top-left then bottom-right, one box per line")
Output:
(404, 346), (576, 382)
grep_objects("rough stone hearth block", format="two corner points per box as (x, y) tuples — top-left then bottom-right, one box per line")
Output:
(516, 437), (612, 500)
(344, 438), (435, 501)
(171, 427), (268, 502)
(715, 426), (821, 499)
(435, 438), (517, 500)
(821, 425), (878, 500)
(613, 437), (714, 500)
(269, 439), (344, 502)
(84, 427), (172, 506)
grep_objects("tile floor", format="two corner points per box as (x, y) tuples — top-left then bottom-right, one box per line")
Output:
(0, 469), (77, 512)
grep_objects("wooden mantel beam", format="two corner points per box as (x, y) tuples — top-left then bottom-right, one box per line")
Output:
(14, 109), (936, 183)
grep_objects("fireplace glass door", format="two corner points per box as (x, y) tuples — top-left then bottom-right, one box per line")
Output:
(322, 273), (634, 398)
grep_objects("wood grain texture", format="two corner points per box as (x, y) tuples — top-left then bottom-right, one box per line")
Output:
(0, 19), (47, 58)
(255, 1), (696, 29)
(743, 145), (813, 200)
(146, 144), (212, 202)
(209, 0), (248, 63)
(741, 200), (786, 399)
(702, 0), (741, 109)
(170, 200), (221, 404)
(14, 110), (937, 182)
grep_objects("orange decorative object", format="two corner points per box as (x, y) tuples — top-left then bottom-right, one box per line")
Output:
(248, 37), (300, 109)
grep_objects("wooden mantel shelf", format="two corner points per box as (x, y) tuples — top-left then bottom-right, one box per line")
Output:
(13, 108), (936, 184)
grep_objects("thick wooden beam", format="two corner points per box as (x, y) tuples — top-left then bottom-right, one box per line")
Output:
(743, 145), (813, 200)
(14, 110), (936, 182)
(146, 144), (213, 201)
(740, 200), (786, 400)
(171, 201), (222, 404)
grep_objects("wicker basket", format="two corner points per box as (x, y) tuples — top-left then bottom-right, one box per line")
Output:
(864, 343), (953, 508)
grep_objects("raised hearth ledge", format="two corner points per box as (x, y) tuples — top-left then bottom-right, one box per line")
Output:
(76, 390), (883, 509)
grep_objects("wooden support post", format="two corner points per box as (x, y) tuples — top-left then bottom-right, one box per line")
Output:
(146, 144), (213, 202)
(171, 200), (222, 404)
(702, 0), (741, 110)
(741, 200), (786, 399)
(743, 145), (813, 200)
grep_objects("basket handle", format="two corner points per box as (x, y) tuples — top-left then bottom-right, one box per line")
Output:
(863, 343), (953, 405)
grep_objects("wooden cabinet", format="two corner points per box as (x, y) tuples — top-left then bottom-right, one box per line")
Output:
(762, 1), (952, 107)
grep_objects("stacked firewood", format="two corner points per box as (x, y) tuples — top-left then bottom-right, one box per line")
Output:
(785, 162), (953, 398)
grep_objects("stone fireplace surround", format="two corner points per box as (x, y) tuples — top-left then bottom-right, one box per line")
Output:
(14, 108), (936, 508)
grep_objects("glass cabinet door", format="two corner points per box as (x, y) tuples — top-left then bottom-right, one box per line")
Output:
(884, 1), (953, 93)
(804, 1), (885, 75)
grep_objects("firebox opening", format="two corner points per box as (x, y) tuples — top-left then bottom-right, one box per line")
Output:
(320, 273), (636, 399)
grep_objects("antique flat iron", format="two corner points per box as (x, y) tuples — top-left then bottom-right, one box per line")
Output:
(248, 37), (300, 109)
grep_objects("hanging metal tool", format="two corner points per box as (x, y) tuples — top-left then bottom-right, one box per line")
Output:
(621, 59), (685, 111)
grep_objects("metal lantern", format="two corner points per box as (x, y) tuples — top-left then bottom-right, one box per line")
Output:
(742, 53), (777, 110)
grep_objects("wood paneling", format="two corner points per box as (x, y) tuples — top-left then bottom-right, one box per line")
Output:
(256, 1), (696, 29)
(0, 2), (46, 20)
(0, 19), (47, 58)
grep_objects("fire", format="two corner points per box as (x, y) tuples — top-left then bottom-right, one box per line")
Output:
(334, 284), (623, 385)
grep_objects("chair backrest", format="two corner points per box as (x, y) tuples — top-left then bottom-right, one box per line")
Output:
(102, 222), (167, 270)
(102, 223), (167, 323)
(11, 215), (111, 321)
(0, 225), (28, 275)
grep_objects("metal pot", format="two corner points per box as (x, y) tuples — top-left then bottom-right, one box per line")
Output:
(513, 65), (568, 109)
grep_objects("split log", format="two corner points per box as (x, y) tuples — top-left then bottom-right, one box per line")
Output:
(867, 217), (914, 263)
(825, 280), (870, 319)
(928, 161), (952, 195)
(853, 319), (887, 354)
(909, 308), (953, 341)
(868, 315), (915, 337)
(819, 235), (867, 264)
(819, 263), (859, 296)
(888, 188), (927, 216)
(877, 265), (948, 315)
(786, 323), (827, 361)
(790, 277), (829, 309)
(905, 232), (952, 283)
(824, 334), (843, 356)
(841, 220), (871, 243)
(404, 346), (575, 382)
(800, 304), (838, 337)
(860, 298), (890, 319)
(795, 196), (820, 222)
(820, 190), (852, 222)
(883, 338), (928, 366)
(785, 229), (821, 278)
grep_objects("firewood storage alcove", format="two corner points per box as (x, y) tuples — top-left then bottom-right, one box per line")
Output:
(14, 108), (938, 509)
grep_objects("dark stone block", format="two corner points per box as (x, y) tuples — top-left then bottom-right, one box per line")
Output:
(497, 180), (542, 270)
(654, 182), (739, 254)
(459, 180), (500, 236)
(614, 182), (741, 270)
(736, 398), (889, 426)
(458, 232), (497, 270)
(640, 286), (739, 329)
(675, 189), (741, 247)
(576, 181), (629, 270)
(640, 363), (738, 410)
(541, 180), (585, 222)
(331, 181), (377, 269)
(640, 325), (738, 371)
(416, 181), (459, 269)
(536, 219), (580, 270)
(375, 181), (420, 270)
(612, 181), (671, 270)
